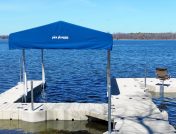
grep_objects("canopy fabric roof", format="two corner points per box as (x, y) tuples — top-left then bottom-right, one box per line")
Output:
(9, 21), (113, 50)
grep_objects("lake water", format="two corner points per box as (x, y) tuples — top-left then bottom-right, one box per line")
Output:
(0, 39), (176, 131)
(0, 120), (107, 134)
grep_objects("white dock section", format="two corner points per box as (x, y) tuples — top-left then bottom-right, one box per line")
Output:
(0, 102), (107, 122)
(142, 78), (176, 93)
(0, 80), (43, 103)
(104, 78), (176, 134)
(0, 78), (176, 134)
(129, 78), (176, 97)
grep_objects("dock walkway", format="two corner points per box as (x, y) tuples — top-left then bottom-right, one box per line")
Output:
(0, 80), (43, 103)
(0, 78), (175, 134)
(104, 78), (176, 134)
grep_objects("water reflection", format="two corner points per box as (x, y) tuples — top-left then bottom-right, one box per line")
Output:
(0, 120), (107, 134)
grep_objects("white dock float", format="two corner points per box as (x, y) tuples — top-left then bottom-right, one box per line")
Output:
(0, 102), (107, 122)
(104, 78), (176, 134)
(0, 80), (43, 103)
(141, 78), (176, 95)
(124, 78), (176, 97)
(0, 78), (176, 134)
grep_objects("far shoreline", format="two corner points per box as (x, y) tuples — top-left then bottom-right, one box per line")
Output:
(1, 38), (176, 41)
(115, 39), (176, 40)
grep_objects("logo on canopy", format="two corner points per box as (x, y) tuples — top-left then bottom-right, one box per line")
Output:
(52, 35), (69, 40)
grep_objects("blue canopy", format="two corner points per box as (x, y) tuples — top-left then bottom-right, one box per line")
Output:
(9, 21), (113, 50)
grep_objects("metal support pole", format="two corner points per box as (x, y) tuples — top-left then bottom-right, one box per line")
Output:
(41, 49), (45, 86)
(144, 64), (147, 88)
(31, 81), (34, 111)
(160, 80), (164, 101)
(41, 49), (46, 103)
(22, 49), (27, 103)
(107, 50), (111, 134)
(144, 49), (147, 89)
(20, 57), (22, 83)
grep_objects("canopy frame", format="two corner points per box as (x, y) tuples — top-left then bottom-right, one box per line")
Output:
(107, 50), (111, 134)
(22, 49), (27, 103)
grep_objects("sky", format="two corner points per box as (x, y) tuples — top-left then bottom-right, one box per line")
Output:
(1, 0), (176, 34)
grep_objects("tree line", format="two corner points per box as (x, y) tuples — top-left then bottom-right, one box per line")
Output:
(113, 33), (176, 40)
(1, 33), (176, 40)
(0, 35), (8, 39)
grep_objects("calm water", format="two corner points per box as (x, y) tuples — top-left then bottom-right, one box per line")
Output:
(0, 120), (107, 134)
(0, 39), (176, 130)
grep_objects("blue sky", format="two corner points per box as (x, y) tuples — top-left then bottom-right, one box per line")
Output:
(1, 0), (176, 34)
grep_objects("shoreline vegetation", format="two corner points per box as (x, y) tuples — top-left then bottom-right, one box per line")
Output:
(1, 33), (176, 40)
(0, 35), (8, 39)
(113, 33), (176, 40)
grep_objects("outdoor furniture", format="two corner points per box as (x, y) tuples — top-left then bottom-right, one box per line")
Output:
(156, 67), (170, 107)
(156, 68), (170, 80)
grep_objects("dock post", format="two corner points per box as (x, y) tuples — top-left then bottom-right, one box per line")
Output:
(41, 49), (46, 102)
(19, 56), (23, 83)
(144, 64), (147, 89)
(41, 49), (45, 86)
(107, 50), (111, 134)
(160, 80), (164, 101)
(144, 50), (147, 89)
(31, 81), (34, 111)
(22, 49), (27, 103)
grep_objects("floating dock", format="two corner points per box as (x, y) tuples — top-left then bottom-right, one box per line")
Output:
(0, 80), (43, 103)
(0, 78), (176, 134)
(0, 102), (107, 122)
(104, 78), (176, 134)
